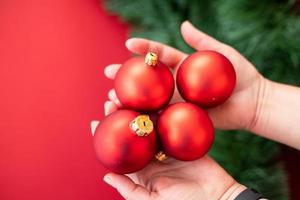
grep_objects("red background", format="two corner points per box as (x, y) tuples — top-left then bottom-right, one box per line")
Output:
(0, 0), (129, 199)
(0, 0), (299, 199)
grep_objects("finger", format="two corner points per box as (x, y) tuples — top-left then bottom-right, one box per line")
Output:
(104, 100), (118, 116)
(90, 120), (100, 136)
(126, 38), (187, 68)
(104, 173), (152, 200)
(181, 21), (224, 51)
(104, 64), (121, 79)
(108, 89), (122, 107)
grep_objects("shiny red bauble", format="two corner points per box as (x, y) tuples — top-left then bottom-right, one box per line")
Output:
(157, 102), (214, 161)
(115, 53), (174, 112)
(94, 110), (157, 174)
(176, 51), (236, 107)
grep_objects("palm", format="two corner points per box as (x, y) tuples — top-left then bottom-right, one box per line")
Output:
(169, 49), (261, 130)
(202, 49), (262, 130)
(129, 157), (236, 200)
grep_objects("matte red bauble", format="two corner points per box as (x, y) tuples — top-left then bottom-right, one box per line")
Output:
(94, 110), (157, 174)
(157, 102), (214, 161)
(176, 51), (236, 107)
(115, 52), (174, 112)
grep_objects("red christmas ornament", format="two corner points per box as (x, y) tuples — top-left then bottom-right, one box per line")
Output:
(115, 52), (174, 112)
(157, 102), (214, 161)
(94, 110), (157, 174)
(176, 51), (236, 107)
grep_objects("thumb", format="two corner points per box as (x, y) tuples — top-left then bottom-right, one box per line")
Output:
(103, 173), (153, 200)
(180, 21), (224, 51)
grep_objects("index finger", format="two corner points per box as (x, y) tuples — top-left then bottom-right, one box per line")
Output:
(126, 38), (187, 68)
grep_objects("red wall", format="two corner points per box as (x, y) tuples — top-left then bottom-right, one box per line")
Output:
(0, 0), (129, 199)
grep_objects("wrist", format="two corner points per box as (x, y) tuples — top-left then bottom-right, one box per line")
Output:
(220, 182), (247, 200)
(247, 76), (273, 133)
(247, 77), (300, 149)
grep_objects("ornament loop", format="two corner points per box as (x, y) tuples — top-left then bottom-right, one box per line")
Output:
(130, 115), (154, 136)
(155, 151), (168, 162)
(145, 52), (158, 66)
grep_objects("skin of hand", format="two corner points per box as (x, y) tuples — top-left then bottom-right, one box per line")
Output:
(99, 21), (261, 200)
(249, 80), (300, 149)
(102, 157), (246, 200)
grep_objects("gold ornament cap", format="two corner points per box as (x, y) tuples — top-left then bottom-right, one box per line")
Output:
(145, 52), (158, 66)
(130, 115), (154, 136)
(155, 151), (168, 162)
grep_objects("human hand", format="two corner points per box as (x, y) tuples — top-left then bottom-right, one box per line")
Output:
(90, 113), (246, 200)
(99, 21), (261, 200)
(90, 106), (245, 200)
(102, 157), (246, 200)
(104, 21), (264, 130)
(91, 119), (246, 200)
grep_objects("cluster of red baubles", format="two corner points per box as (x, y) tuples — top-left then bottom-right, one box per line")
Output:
(94, 50), (236, 174)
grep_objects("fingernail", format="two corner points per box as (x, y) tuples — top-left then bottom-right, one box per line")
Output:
(103, 174), (112, 185)
(104, 64), (116, 77)
(104, 67), (110, 77)
(108, 90), (121, 107)
(125, 38), (135, 49)
(90, 120), (100, 136)
(182, 20), (190, 25)
(108, 89), (116, 99)
(181, 21), (192, 33)
(114, 98), (122, 107)
(104, 101), (112, 115)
